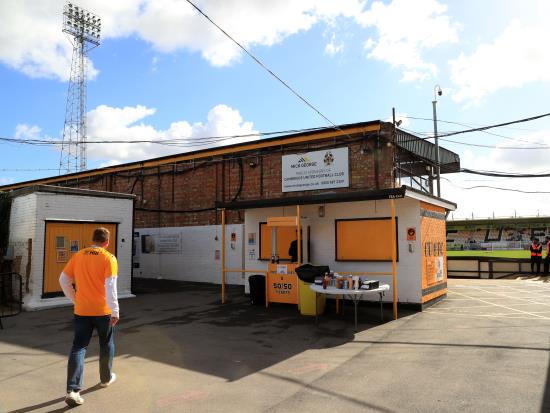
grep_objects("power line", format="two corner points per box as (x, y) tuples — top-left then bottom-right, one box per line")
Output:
(439, 138), (550, 150)
(405, 117), (550, 147)
(441, 177), (550, 194)
(183, 0), (347, 136)
(0, 126), (326, 146)
(461, 168), (550, 178)
(0, 168), (59, 172)
(436, 112), (550, 138)
(405, 116), (544, 133)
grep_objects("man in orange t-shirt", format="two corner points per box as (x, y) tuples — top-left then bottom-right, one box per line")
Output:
(59, 227), (120, 407)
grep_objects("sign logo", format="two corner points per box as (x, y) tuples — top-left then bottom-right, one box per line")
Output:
(323, 151), (334, 166)
(291, 155), (317, 168)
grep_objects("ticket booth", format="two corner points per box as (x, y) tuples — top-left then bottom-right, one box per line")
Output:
(265, 215), (301, 307)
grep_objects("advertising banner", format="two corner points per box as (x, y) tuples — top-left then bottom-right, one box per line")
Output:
(282, 147), (349, 192)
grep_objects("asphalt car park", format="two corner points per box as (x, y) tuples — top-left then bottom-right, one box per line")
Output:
(1, 278), (549, 413)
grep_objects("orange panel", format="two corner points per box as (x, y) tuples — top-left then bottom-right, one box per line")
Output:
(260, 223), (296, 260)
(43, 222), (117, 295)
(44, 223), (81, 294)
(336, 219), (395, 261)
(420, 214), (446, 291)
(267, 216), (297, 227)
(420, 202), (445, 213)
(422, 288), (448, 303)
(267, 263), (299, 304)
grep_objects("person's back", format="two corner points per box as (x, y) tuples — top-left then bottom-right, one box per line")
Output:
(67, 246), (118, 317)
(59, 227), (119, 407)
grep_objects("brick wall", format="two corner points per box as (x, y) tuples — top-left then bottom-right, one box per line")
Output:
(54, 126), (397, 228)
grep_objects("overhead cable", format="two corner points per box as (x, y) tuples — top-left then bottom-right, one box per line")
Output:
(436, 112), (550, 138)
(460, 168), (550, 178)
(183, 0), (350, 137)
(441, 177), (550, 194)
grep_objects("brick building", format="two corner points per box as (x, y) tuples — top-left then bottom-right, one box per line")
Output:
(1, 120), (460, 308)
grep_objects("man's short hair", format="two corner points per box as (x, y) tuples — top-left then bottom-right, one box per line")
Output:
(92, 227), (110, 244)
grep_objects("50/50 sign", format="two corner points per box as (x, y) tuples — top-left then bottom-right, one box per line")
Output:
(273, 282), (293, 293)
(267, 274), (298, 304)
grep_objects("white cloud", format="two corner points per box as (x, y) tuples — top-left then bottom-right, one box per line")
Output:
(443, 130), (550, 218)
(0, 177), (15, 185)
(324, 33), (344, 57)
(0, 0), (99, 80)
(359, 0), (459, 82)
(450, 19), (550, 104)
(14, 124), (42, 140)
(85, 103), (257, 164)
(1, 0), (369, 80)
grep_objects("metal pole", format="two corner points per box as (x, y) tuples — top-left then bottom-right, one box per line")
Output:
(221, 208), (226, 304)
(391, 199), (398, 320)
(432, 99), (441, 197)
(297, 205), (301, 264)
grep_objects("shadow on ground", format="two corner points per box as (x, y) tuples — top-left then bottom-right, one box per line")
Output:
(0, 278), (411, 382)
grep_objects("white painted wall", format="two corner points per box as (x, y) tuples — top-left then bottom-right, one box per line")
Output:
(244, 198), (423, 303)
(8, 191), (134, 311)
(8, 193), (38, 298)
(135, 224), (245, 285)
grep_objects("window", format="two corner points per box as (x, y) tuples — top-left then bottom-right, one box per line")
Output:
(259, 222), (296, 260)
(335, 217), (398, 261)
(56, 236), (66, 249)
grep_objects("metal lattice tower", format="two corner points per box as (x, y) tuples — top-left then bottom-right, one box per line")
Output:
(59, 3), (101, 174)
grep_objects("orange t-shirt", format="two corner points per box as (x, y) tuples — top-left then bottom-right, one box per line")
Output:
(63, 246), (118, 316)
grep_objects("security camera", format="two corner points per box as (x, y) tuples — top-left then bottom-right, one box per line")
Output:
(437, 89), (443, 96)
(249, 161), (257, 168)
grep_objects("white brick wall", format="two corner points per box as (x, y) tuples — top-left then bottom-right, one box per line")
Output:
(8, 193), (38, 295)
(9, 191), (134, 311)
(135, 224), (244, 285)
(244, 198), (423, 303)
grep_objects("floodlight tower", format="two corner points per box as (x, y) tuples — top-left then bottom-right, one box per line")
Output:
(59, 2), (101, 174)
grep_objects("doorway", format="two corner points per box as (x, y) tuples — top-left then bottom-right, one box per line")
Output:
(42, 222), (117, 297)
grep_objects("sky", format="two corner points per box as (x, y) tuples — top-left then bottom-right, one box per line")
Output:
(1, 0), (550, 219)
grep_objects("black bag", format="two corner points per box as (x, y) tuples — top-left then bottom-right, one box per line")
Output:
(248, 274), (266, 306)
(295, 264), (330, 283)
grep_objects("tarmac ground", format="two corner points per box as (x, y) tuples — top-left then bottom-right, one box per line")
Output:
(1, 277), (550, 413)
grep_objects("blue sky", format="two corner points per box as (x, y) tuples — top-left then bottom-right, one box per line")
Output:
(1, 0), (550, 218)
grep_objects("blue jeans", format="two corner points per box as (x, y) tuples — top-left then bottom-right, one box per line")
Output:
(67, 315), (115, 392)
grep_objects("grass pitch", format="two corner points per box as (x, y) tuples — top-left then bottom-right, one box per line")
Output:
(447, 250), (531, 259)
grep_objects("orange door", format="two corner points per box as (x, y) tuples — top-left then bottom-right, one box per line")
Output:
(43, 222), (117, 296)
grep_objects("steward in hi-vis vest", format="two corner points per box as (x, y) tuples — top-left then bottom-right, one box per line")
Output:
(544, 236), (550, 276)
(530, 238), (543, 275)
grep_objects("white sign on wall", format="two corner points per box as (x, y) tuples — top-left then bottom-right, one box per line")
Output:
(282, 147), (349, 192)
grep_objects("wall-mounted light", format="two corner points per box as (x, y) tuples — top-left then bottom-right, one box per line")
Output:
(318, 205), (325, 217)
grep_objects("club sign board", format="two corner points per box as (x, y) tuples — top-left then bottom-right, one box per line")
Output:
(282, 147), (349, 192)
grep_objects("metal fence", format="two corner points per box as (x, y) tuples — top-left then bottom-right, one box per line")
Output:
(0, 272), (22, 329)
